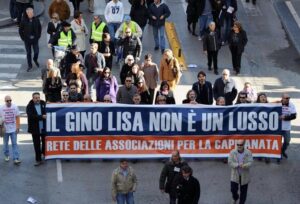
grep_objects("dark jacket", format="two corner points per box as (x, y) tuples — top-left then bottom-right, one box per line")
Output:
(159, 161), (188, 196)
(196, 0), (215, 16)
(47, 21), (62, 39)
(155, 91), (176, 104)
(44, 77), (63, 102)
(192, 81), (213, 104)
(203, 29), (221, 51)
(139, 90), (151, 104)
(186, 0), (198, 23)
(118, 36), (142, 59)
(99, 40), (115, 69)
(130, 3), (149, 28)
(148, 2), (171, 27)
(219, 0), (237, 24)
(120, 63), (134, 85)
(213, 77), (237, 105)
(19, 16), (42, 42)
(26, 100), (46, 135)
(176, 175), (201, 204)
(228, 30), (248, 53)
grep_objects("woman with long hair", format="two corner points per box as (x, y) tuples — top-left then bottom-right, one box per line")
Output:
(44, 69), (62, 102)
(155, 80), (175, 104)
(136, 78), (151, 104)
(95, 67), (119, 103)
(66, 63), (88, 96)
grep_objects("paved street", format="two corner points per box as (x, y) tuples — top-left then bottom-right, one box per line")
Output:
(0, 0), (300, 203)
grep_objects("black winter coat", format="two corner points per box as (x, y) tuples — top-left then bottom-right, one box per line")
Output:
(118, 36), (142, 59)
(176, 175), (201, 204)
(44, 77), (63, 102)
(213, 77), (237, 105)
(186, 0), (198, 23)
(203, 30), (221, 51)
(130, 4), (149, 28)
(19, 16), (42, 42)
(196, 0), (215, 16)
(148, 2), (171, 27)
(26, 100), (46, 135)
(192, 81), (213, 104)
(228, 30), (248, 54)
(159, 161), (188, 196)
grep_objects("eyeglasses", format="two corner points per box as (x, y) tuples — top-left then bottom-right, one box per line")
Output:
(6, 100), (12, 102)
(239, 97), (246, 99)
(127, 59), (133, 61)
(125, 32), (131, 34)
(125, 80), (132, 82)
(237, 144), (244, 146)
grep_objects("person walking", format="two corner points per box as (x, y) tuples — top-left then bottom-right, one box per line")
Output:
(16, 0), (33, 25)
(99, 33), (115, 69)
(175, 165), (200, 204)
(47, 12), (61, 56)
(71, 11), (88, 57)
(117, 76), (138, 104)
(192, 71), (213, 105)
(228, 139), (253, 204)
(148, 0), (171, 53)
(48, 21), (77, 49)
(130, 0), (149, 32)
(19, 7), (42, 72)
(196, 0), (214, 41)
(213, 69), (237, 105)
(219, 0), (237, 44)
(105, 0), (124, 42)
(159, 150), (188, 204)
(112, 159), (137, 204)
(26, 92), (46, 166)
(228, 21), (248, 75)
(44, 69), (63, 102)
(280, 93), (297, 160)
(186, 0), (198, 36)
(48, 0), (71, 22)
(89, 15), (109, 51)
(159, 49), (181, 91)
(0, 96), (21, 165)
(203, 21), (221, 75)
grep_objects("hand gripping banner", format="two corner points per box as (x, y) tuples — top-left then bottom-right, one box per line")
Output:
(45, 103), (282, 159)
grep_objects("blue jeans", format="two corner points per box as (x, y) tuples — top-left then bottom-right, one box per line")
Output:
(3, 131), (19, 160)
(108, 22), (121, 41)
(282, 130), (291, 153)
(152, 26), (165, 50)
(221, 17), (232, 42)
(9, 0), (17, 19)
(198, 14), (213, 37)
(116, 192), (134, 204)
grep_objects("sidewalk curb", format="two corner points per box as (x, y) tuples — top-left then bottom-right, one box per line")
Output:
(0, 1), (45, 28)
(272, 0), (300, 56)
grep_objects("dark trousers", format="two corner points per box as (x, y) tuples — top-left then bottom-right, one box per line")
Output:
(149, 88), (155, 104)
(32, 133), (45, 162)
(230, 47), (242, 73)
(231, 179), (248, 204)
(187, 21), (197, 34)
(9, 0), (17, 19)
(24, 40), (39, 68)
(169, 194), (176, 204)
(207, 50), (218, 71)
(71, 0), (81, 11)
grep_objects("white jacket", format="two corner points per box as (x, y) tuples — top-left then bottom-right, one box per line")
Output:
(104, 1), (124, 23)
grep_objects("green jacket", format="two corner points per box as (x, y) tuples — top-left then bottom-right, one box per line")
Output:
(111, 166), (137, 197)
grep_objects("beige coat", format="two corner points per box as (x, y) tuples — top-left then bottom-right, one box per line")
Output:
(228, 148), (253, 185)
(111, 166), (137, 198)
(71, 19), (88, 52)
(159, 57), (181, 90)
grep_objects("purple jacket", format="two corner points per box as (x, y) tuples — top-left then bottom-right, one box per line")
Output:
(95, 76), (119, 103)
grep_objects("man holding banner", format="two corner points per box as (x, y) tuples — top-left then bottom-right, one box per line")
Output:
(228, 140), (253, 204)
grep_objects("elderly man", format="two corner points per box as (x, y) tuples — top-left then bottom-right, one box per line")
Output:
(228, 140), (253, 204)
(280, 93), (297, 160)
(115, 16), (142, 39)
(117, 76), (138, 104)
(0, 96), (21, 165)
(213, 69), (237, 105)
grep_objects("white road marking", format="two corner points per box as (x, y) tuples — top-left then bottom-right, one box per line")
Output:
(240, 0), (262, 16)
(285, 1), (300, 29)
(56, 159), (63, 183)
(0, 54), (26, 59)
(0, 36), (21, 41)
(0, 44), (24, 49)
(0, 73), (18, 79)
(0, 64), (22, 69)
(0, 27), (18, 33)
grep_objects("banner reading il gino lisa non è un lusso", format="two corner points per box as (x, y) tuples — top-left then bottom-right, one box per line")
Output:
(45, 103), (282, 159)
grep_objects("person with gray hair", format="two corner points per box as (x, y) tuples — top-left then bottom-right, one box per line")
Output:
(203, 21), (221, 75)
(228, 139), (253, 204)
(19, 7), (42, 72)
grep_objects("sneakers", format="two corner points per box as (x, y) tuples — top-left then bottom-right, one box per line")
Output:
(154, 46), (159, 51)
(214, 70), (219, 75)
(282, 152), (288, 159)
(34, 161), (42, 166)
(4, 156), (9, 162)
(14, 159), (21, 165)
(198, 36), (202, 41)
(27, 67), (33, 72)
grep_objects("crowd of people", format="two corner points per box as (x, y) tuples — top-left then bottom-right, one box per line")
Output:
(1, 0), (298, 204)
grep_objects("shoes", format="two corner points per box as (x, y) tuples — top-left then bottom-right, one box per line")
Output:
(187, 26), (191, 32)
(4, 156), (9, 162)
(276, 159), (281, 164)
(208, 67), (212, 71)
(154, 46), (159, 51)
(198, 36), (202, 41)
(231, 199), (237, 204)
(282, 152), (288, 158)
(34, 60), (40, 68)
(14, 159), (21, 165)
(27, 67), (32, 72)
(161, 49), (165, 54)
(221, 41), (225, 46)
(34, 161), (42, 166)
(214, 70), (219, 75)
